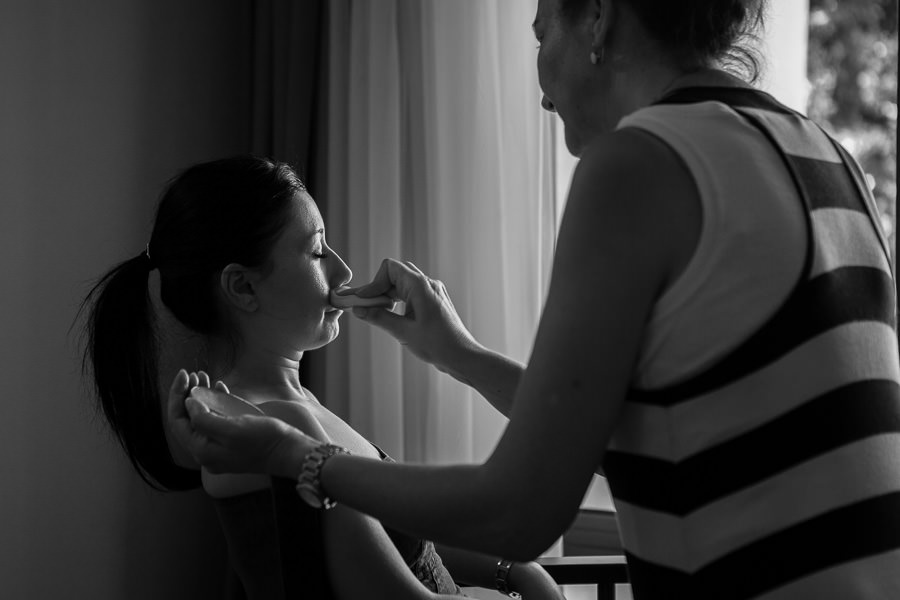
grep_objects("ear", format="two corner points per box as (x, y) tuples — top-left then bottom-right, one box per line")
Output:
(591, 0), (616, 53)
(219, 263), (260, 313)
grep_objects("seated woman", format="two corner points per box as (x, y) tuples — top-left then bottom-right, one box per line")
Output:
(80, 156), (562, 599)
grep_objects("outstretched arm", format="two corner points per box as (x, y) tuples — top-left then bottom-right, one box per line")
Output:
(311, 131), (693, 557)
(441, 344), (525, 417)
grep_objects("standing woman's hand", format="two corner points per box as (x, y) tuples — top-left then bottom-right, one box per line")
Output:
(341, 258), (481, 372)
(166, 369), (319, 478)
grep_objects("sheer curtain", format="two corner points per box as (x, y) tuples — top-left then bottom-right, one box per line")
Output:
(321, 0), (555, 464)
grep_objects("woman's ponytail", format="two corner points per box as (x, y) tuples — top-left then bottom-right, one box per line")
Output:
(81, 252), (199, 491)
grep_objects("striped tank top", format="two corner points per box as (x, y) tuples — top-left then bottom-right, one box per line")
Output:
(603, 87), (900, 599)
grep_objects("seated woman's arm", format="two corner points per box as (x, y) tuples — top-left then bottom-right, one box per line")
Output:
(260, 397), (565, 598)
(186, 380), (466, 599)
(264, 400), (470, 600)
(262, 398), (563, 599)
(324, 506), (465, 600)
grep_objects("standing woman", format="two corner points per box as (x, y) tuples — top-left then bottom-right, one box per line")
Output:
(172, 0), (900, 598)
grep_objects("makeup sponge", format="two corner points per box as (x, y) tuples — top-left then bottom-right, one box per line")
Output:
(329, 286), (395, 310)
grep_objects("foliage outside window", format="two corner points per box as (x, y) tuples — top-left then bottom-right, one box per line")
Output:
(807, 0), (898, 256)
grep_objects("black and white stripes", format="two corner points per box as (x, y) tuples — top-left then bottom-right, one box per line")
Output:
(607, 87), (900, 599)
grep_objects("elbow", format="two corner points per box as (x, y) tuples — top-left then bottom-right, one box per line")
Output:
(478, 459), (584, 560)
(492, 496), (578, 561)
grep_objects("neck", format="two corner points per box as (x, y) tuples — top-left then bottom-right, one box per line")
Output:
(655, 67), (748, 99)
(207, 338), (306, 402)
(603, 65), (744, 131)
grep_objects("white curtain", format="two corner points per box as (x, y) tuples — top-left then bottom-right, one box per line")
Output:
(322, 0), (556, 464)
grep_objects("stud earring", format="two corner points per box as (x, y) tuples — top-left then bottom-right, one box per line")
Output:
(590, 48), (604, 65)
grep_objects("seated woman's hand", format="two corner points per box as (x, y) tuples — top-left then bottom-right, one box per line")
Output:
(343, 258), (480, 372)
(166, 370), (319, 478)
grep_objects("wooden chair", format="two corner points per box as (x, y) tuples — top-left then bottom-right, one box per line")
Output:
(541, 507), (630, 599)
(537, 555), (630, 600)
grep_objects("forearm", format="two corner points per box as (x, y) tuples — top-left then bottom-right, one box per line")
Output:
(440, 343), (524, 418)
(277, 436), (561, 559)
(325, 457), (518, 555)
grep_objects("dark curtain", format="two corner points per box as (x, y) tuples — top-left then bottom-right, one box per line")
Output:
(249, 0), (331, 397)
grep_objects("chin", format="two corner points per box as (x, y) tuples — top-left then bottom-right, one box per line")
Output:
(563, 129), (584, 158)
(308, 321), (341, 350)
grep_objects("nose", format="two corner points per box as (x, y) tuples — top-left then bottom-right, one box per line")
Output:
(331, 250), (353, 288)
(541, 95), (556, 113)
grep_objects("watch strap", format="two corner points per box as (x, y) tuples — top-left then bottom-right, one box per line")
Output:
(495, 558), (521, 598)
(295, 443), (349, 509)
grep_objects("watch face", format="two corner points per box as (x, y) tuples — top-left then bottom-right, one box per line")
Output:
(296, 483), (323, 509)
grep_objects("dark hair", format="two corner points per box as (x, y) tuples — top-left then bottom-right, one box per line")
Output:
(562, 0), (767, 82)
(80, 156), (306, 491)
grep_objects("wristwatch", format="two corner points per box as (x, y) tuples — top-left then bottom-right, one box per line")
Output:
(495, 558), (521, 598)
(295, 443), (350, 509)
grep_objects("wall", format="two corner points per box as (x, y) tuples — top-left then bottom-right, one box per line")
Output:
(0, 1), (251, 597)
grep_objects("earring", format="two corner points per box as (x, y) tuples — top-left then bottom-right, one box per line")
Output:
(590, 48), (604, 65)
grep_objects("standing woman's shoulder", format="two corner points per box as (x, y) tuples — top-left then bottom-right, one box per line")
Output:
(562, 128), (702, 295)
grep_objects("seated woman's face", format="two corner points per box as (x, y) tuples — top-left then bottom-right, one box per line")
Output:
(245, 192), (353, 352)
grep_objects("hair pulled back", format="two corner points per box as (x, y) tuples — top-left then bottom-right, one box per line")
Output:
(80, 156), (305, 490)
(564, 0), (767, 82)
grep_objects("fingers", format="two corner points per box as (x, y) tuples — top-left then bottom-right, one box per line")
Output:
(404, 260), (425, 276)
(198, 371), (211, 388)
(349, 259), (395, 298)
(351, 305), (409, 337)
(214, 380), (230, 394)
(167, 369), (190, 420)
(184, 396), (240, 442)
(185, 394), (214, 420)
(353, 258), (419, 299)
(166, 369), (197, 454)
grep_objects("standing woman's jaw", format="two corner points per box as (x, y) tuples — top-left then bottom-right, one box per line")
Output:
(536, 0), (719, 155)
(534, 0), (634, 155)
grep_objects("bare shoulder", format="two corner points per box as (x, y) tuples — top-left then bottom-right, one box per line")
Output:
(573, 128), (700, 221)
(257, 399), (328, 439)
(575, 127), (696, 190)
(202, 396), (325, 499)
(564, 128), (702, 292)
